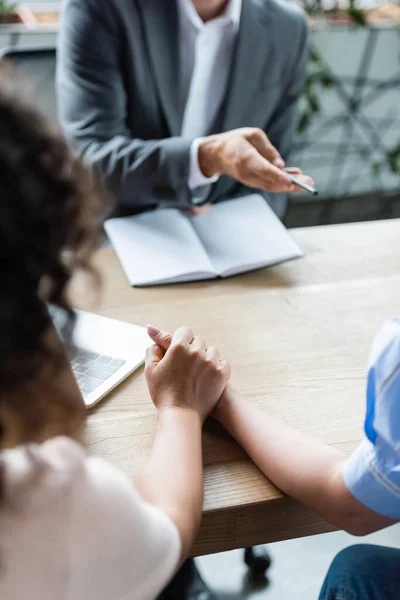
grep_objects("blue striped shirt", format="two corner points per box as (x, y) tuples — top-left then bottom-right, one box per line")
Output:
(343, 318), (400, 519)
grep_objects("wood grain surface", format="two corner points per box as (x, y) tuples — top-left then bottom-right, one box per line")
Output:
(71, 219), (400, 555)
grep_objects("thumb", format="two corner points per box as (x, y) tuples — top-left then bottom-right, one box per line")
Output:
(147, 325), (173, 351)
(145, 344), (165, 374)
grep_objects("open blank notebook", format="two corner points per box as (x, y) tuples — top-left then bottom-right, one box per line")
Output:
(105, 194), (303, 287)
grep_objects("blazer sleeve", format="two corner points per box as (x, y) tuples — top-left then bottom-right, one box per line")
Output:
(57, 0), (192, 209)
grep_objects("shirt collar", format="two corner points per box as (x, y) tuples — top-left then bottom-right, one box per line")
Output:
(177, 0), (242, 32)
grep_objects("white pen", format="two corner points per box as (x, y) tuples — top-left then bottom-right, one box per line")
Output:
(286, 173), (318, 196)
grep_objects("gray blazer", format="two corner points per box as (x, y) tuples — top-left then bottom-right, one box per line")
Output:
(57, 0), (308, 217)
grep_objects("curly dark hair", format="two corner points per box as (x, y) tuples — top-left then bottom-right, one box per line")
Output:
(0, 65), (105, 393)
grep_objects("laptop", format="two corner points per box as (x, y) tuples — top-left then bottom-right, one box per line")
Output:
(51, 308), (151, 408)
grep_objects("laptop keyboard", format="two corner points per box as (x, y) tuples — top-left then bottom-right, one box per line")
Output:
(67, 346), (126, 396)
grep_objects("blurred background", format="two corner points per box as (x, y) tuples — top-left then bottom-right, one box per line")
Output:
(1, 0), (399, 229)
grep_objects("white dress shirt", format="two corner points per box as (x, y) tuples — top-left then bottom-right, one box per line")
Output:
(177, 0), (242, 198)
(0, 437), (180, 600)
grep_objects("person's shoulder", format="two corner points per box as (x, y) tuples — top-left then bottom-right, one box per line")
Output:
(2, 436), (85, 472)
(1, 436), (171, 536)
(62, 0), (129, 25)
(0, 438), (181, 599)
(0, 438), (91, 519)
(77, 0), (141, 12)
(64, 0), (117, 8)
(256, 0), (307, 28)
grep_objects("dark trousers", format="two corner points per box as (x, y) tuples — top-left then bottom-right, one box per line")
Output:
(319, 544), (400, 600)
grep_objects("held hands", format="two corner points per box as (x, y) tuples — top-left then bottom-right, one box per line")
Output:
(145, 326), (231, 424)
(198, 128), (314, 194)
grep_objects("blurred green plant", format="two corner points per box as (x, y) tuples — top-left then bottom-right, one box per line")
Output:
(346, 6), (367, 25)
(388, 144), (400, 173)
(298, 46), (334, 135)
(302, 0), (367, 22)
(0, 1), (18, 23)
(374, 143), (400, 175)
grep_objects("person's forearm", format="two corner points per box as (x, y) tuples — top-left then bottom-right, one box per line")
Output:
(135, 406), (203, 560)
(79, 136), (193, 207)
(216, 386), (379, 534)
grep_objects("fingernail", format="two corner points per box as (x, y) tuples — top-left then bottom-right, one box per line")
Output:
(147, 325), (160, 336)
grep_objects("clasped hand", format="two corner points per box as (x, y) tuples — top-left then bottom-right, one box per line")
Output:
(145, 325), (231, 423)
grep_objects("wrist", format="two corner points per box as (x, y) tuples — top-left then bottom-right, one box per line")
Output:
(213, 383), (240, 425)
(198, 135), (223, 178)
(157, 404), (204, 426)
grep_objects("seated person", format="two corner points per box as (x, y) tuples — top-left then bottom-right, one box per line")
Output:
(57, 0), (313, 218)
(0, 68), (231, 600)
(150, 321), (400, 600)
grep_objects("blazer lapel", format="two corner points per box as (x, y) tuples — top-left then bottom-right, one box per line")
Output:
(138, 0), (181, 136)
(218, 0), (274, 133)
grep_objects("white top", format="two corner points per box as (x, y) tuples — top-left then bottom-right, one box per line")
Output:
(177, 0), (242, 196)
(0, 437), (181, 600)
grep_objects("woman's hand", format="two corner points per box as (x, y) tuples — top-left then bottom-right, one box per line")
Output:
(145, 325), (231, 423)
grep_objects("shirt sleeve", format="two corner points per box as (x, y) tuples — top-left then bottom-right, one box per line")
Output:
(188, 137), (219, 204)
(342, 319), (400, 520)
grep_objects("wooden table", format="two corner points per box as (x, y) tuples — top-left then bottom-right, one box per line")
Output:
(71, 219), (400, 556)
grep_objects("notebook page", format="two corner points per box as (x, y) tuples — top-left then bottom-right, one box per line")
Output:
(189, 194), (303, 277)
(105, 209), (216, 286)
